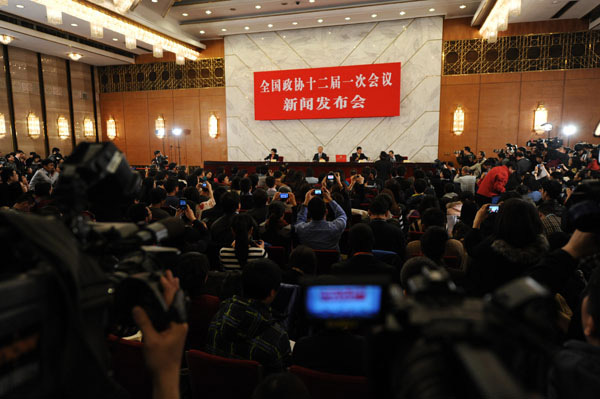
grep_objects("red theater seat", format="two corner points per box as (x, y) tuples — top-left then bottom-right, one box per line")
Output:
(186, 350), (263, 399)
(187, 295), (221, 350)
(289, 365), (372, 399)
(107, 336), (152, 399)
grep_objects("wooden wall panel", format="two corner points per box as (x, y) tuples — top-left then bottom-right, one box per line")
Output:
(42, 56), (71, 153)
(438, 83), (480, 160)
(173, 93), (202, 166)
(122, 92), (150, 165)
(477, 81), (521, 156)
(562, 79), (600, 145)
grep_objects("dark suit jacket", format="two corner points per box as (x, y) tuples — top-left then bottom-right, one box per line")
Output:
(374, 159), (392, 180)
(350, 153), (368, 162)
(369, 219), (405, 259)
(312, 152), (329, 162)
(292, 332), (367, 376)
(264, 154), (279, 161)
(332, 254), (395, 278)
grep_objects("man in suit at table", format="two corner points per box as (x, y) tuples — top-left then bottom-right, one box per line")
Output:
(350, 146), (368, 162)
(312, 146), (329, 162)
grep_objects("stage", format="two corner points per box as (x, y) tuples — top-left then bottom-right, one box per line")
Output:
(203, 161), (436, 177)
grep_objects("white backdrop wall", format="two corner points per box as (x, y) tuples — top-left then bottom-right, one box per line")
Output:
(225, 17), (442, 162)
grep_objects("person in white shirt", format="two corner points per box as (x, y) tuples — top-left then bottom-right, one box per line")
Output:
(454, 166), (476, 194)
(29, 159), (58, 191)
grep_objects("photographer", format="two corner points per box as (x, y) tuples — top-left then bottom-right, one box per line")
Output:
(475, 161), (517, 206)
(455, 146), (475, 167)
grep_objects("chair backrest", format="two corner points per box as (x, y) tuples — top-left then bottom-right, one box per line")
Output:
(279, 156), (284, 162)
(187, 295), (221, 350)
(407, 231), (424, 242)
(313, 249), (340, 275)
(443, 255), (461, 269)
(186, 349), (263, 399)
(107, 337), (152, 399)
(289, 365), (372, 399)
(266, 245), (288, 268)
(335, 154), (347, 162)
(271, 283), (301, 332)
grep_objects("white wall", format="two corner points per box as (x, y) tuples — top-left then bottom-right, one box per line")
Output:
(225, 17), (442, 162)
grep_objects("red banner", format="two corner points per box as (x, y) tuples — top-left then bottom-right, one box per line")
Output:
(254, 62), (401, 120)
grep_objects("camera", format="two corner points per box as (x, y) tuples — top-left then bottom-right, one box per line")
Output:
(0, 143), (187, 397)
(327, 174), (334, 181)
(279, 193), (289, 199)
(314, 189), (322, 195)
(301, 269), (556, 398)
(179, 199), (187, 209)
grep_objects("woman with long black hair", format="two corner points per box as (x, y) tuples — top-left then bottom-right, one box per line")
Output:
(219, 213), (267, 269)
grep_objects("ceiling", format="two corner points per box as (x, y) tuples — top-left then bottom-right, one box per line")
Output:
(0, 0), (596, 66)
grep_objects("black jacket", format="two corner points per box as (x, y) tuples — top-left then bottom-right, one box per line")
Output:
(548, 340), (600, 399)
(369, 219), (405, 259)
(312, 152), (329, 162)
(350, 152), (368, 162)
(374, 159), (392, 181)
(332, 254), (396, 279)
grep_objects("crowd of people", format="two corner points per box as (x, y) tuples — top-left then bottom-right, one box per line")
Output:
(1, 138), (600, 398)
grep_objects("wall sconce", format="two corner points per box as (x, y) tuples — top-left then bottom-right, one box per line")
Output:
(106, 117), (117, 140)
(594, 121), (600, 138)
(452, 106), (464, 135)
(57, 115), (70, 140)
(83, 117), (95, 138)
(209, 112), (219, 138)
(155, 115), (165, 139)
(533, 104), (548, 134)
(0, 113), (6, 138)
(27, 112), (41, 139)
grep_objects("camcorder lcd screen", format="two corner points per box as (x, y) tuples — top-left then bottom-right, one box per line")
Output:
(305, 285), (382, 320)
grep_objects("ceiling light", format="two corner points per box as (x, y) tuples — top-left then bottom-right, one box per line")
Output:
(68, 52), (83, 61)
(182, 13), (188, 16)
(31, 0), (200, 61)
(199, 30), (205, 34)
(480, 0), (521, 43)
(112, 0), (140, 13)
(345, 17), (351, 20)
(221, 28), (227, 31)
(0, 35), (14, 45)
(47, 7), (62, 24)
(317, 19), (323, 23)
(309, 0), (315, 2)
(244, 26), (250, 30)
(429, 8), (435, 12)
(112, 37), (119, 41)
(399, 11), (406, 15)
(460, 4), (467, 9)
(16, 5), (24, 8)
(268, 23), (273, 27)
(71, 23), (78, 27)
(205, 10), (212, 14)
(371, 13), (377, 18)
(255, 5), (261, 9)
(151, 0), (158, 3)
(292, 21), (298, 25)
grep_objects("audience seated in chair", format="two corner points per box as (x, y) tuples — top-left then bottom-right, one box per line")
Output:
(219, 214), (267, 270)
(283, 245), (317, 285)
(368, 195), (405, 259)
(295, 188), (347, 251)
(206, 259), (291, 374)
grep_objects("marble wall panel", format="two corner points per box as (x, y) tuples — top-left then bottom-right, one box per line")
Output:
(225, 17), (442, 162)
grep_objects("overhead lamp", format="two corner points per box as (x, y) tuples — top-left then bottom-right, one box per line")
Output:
(399, 11), (406, 16)
(268, 23), (273, 27)
(172, 128), (182, 136)
(344, 17), (351, 21)
(208, 112), (219, 139)
(480, 0), (521, 43)
(106, 117), (117, 140)
(0, 113), (6, 138)
(83, 117), (95, 138)
(27, 112), (41, 139)
(68, 52), (83, 61)
(199, 30), (205, 34)
(153, 43), (163, 58)
(205, 10), (212, 14)
(0, 34), (13, 45)
(47, 7), (62, 25)
(31, 0), (200, 61)
(371, 14), (377, 18)
(533, 104), (548, 134)
(125, 36), (136, 49)
(176, 53), (185, 65)
(563, 124), (577, 136)
(113, 0), (142, 13)
(90, 22), (103, 38)
(452, 106), (465, 135)
(57, 116), (70, 140)
(155, 115), (165, 138)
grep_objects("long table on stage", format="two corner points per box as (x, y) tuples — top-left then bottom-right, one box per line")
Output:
(203, 161), (436, 177)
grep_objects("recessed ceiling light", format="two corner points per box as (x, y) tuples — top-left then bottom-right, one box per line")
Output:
(371, 13), (377, 18)
(112, 38), (119, 41)
(345, 17), (351, 20)
(199, 30), (205, 34)
(71, 23), (78, 27)
(309, 0), (315, 3)
(292, 21), (298, 25)
(205, 10), (212, 14)
(399, 11), (406, 15)
(182, 13), (189, 16)
(152, 0), (158, 2)
(429, 8), (435, 12)
(68, 52), (83, 61)
(221, 28), (227, 32)
(317, 19), (323, 23)
(244, 26), (250, 30)
(255, 5), (262, 9)
(459, 4), (466, 9)
(268, 23), (274, 27)
(16, 4), (24, 8)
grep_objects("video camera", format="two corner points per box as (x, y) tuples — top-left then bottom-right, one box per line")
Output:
(527, 137), (564, 150)
(0, 143), (187, 398)
(301, 268), (557, 398)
